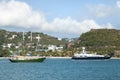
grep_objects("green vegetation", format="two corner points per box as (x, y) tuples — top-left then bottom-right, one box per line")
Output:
(0, 29), (66, 57)
(0, 29), (120, 57)
(80, 29), (120, 46)
(75, 29), (120, 56)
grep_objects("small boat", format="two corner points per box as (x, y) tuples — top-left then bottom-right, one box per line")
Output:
(72, 47), (111, 60)
(9, 56), (46, 62)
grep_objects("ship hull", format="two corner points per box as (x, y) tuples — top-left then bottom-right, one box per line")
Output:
(72, 56), (111, 60)
(9, 57), (46, 62)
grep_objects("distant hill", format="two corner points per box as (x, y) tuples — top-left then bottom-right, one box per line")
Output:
(79, 29), (120, 46)
(73, 29), (120, 56)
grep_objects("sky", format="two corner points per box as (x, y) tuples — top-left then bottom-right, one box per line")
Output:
(0, 0), (120, 38)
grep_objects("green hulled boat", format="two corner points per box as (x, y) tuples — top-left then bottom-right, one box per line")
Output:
(9, 56), (46, 62)
(9, 32), (46, 63)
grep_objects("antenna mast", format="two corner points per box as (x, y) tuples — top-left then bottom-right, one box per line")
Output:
(31, 32), (32, 42)
(36, 34), (40, 51)
(22, 32), (25, 49)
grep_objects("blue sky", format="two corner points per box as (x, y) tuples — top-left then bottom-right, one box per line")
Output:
(20, 0), (115, 21)
(0, 0), (120, 38)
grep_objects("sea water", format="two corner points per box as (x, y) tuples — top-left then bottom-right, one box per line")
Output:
(0, 58), (120, 80)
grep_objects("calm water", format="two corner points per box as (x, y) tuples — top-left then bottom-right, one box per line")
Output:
(0, 58), (120, 80)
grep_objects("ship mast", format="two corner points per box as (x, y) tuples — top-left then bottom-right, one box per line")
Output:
(36, 34), (40, 51)
(30, 32), (32, 53)
(22, 32), (25, 49)
(30, 32), (32, 42)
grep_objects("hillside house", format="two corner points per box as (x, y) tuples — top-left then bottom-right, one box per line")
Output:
(48, 45), (63, 52)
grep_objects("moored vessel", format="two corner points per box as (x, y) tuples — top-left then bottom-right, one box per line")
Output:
(9, 32), (46, 62)
(72, 47), (111, 60)
(9, 56), (46, 62)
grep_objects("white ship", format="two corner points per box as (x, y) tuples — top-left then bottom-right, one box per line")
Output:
(72, 47), (111, 60)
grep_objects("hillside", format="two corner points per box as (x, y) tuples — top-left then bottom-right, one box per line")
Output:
(0, 29), (65, 45)
(0, 29), (67, 56)
(80, 29), (120, 46)
(75, 29), (120, 56)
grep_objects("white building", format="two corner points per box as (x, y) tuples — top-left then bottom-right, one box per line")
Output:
(12, 35), (17, 39)
(8, 35), (17, 40)
(48, 45), (63, 52)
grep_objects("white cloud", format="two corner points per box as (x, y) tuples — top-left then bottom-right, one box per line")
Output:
(117, 1), (120, 8)
(0, 0), (114, 37)
(50, 18), (113, 35)
(89, 3), (120, 18)
(0, 0), (46, 28)
(91, 4), (112, 18)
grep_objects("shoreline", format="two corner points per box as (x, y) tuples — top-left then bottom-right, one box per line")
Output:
(1, 57), (120, 59)
(0, 57), (72, 59)
(0, 57), (9, 59)
(111, 57), (120, 59)
(46, 57), (71, 59)
(45, 57), (120, 59)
